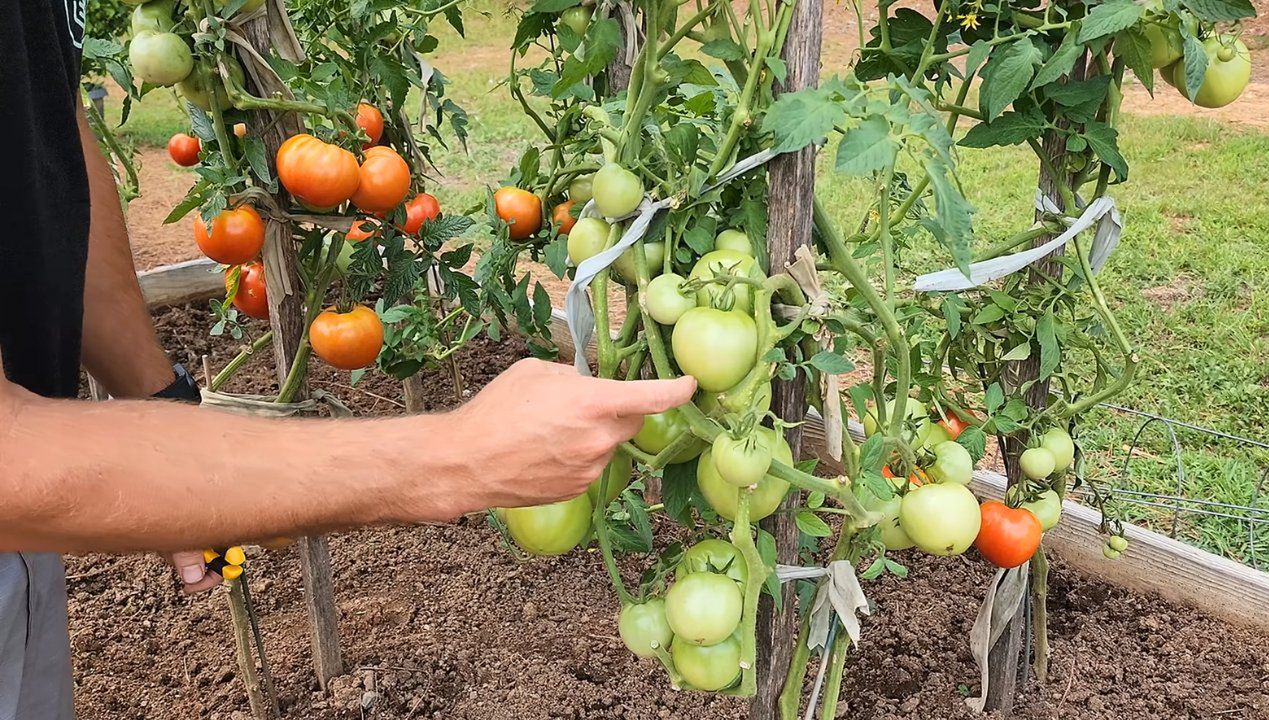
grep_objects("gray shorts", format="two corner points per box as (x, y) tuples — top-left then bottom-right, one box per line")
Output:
(0, 553), (73, 720)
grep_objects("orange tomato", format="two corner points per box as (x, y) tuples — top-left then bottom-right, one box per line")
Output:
(399, 193), (441, 234)
(346, 217), (381, 242)
(309, 305), (384, 370)
(938, 412), (975, 440)
(351, 146), (411, 214)
(355, 103), (384, 148)
(494, 187), (542, 241)
(552, 200), (577, 234)
(974, 500), (1042, 569)
(881, 465), (926, 486)
(227, 261), (269, 320)
(276, 134), (361, 210)
(195, 205), (265, 265)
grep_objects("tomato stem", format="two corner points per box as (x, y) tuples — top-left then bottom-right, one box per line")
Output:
(211, 331), (275, 391)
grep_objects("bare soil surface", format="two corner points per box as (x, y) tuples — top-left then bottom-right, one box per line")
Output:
(66, 301), (1269, 720)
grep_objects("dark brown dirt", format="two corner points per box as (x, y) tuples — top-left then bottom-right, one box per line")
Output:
(65, 301), (1269, 720)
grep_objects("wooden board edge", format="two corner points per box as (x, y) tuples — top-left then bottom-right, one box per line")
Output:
(543, 309), (1269, 632)
(138, 258), (224, 308)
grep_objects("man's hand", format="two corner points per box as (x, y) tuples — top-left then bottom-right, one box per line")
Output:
(421, 359), (697, 517)
(170, 550), (221, 594)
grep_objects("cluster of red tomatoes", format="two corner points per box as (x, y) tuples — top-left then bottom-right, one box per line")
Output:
(179, 101), (443, 372)
(862, 400), (1075, 569)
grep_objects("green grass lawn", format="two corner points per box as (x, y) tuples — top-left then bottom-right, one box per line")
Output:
(98, 7), (1269, 564)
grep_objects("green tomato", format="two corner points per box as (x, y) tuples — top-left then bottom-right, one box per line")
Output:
(866, 495), (914, 551)
(665, 572), (743, 646)
(587, 451), (633, 508)
(214, 0), (265, 13)
(323, 235), (358, 276)
(898, 482), (981, 556)
(714, 229), (752, 255)
(862, 398), (927, 437)
(1015, 488), (1063, 531)
(502, 494), (593, 556)
(178, 58), (245, 111)
(711, 431), (773, 488)
(1143, 19), (1184, 68)
(697, 426), (792, 521)
(618, 600), (673, 659)
(671, 307), (758, 393)
(131, 0), (175, 34)
(559, 5), (593, 36)
(676, 539), (748, 587)
(671, 633), (741, 692)
(1039, 427), (1075, 473)
(129, 31), (194, 87)
(592, 163), (644, 218)
(695, 379), (772, 416)
(916, 419), (953, 450)
(926, 440), (973, 485)
(1172, 36), (1252, 108)
(1019, 447), (1056, 480)
(1108, 535), (1129, 553)
(566, 217), (611, 265)
(611, 241), (665, 284)
(688, 249), (760, 313)
(632, 408), (702, 464)
(568, 174), (594, 205)
(645, 273), (697, 325)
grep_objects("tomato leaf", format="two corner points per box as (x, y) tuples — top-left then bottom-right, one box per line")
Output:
(1037, 311), (1061, 380)
(544, 235), (569, 278)
(1043, 76), (1111, 107)
(882, 558), (909, 578)
(756, 529), (781, 607)
(1180, 28), (1209, 101)
(806, 491), (825, 509)
(1078, 0), (1142, 42)
(1030, 34), (1080, 90)
(835, 115), (898, 176)
(1082, 120), (1128, 182)
(978, 38), (1041, 121)
(858, 434), (886, 472)
(809, 350), (854, 375)
(660, 462), (698, 525)
(956, 426), (988, 464)
(958, 106), (1047, 149)
(942, 294), (966, 339)
(971, 304), (1006, 325)
(861, 471), (893, 501)
(762, 86), (845, 153)
(625, 496), (655, 552)
(985, 383), (1005, 415)
(1180, 0), (1255, 21)
(701, 39), (745, 61)
(924, 157), (974, 274)
(1001, 341), (1031, 362)
(765, 57), (788, 85)
(795, 510), (832, 538)
(1115, 27), (1155, 96)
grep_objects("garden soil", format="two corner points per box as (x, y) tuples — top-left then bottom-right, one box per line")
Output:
(65, 302), (1269, 720)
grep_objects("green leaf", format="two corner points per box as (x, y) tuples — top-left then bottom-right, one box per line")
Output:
(1031, 35), (1080, 90)
(942, 295), (965, 339)
(1083, 120), (1128, 181)
(835, 116), (898, 176)
(958, 107), (1047, 149)
(661, 462), (697, 524)
(1078, 0), (1143, 42)
(1180, 29), (1208, 100)
(806, 491), (825, 509)
(1001, 341), (1032, 362)
(795, 510), (832, 538)
(964, 40), (992, 77)
(1037, 310), (1060, 379)
(925, 158), (974, 274)
(858, 434), (886, 472)
(756, 529), (781, 606)
(701, 39), (745, 61)
(861, 471), (893, 501)
(1115, 27), (1155, 95)
(762, 87), (845, 153)
(532, 0), (579, 12)
(544, 235), (569, 278)
(882, 558), (909, 578)
(243, 137), (273, 190)
(957, 426), (987, 463)
(972, 304), (1006, 325)
(626, 496), (654, 551)
(979, 38), (1042, 121)
(809, 350), (854, 374)
(1180, 0), (1255, 21)
(985, 383), (1005, 414)
(765, 57), (788, 85)
(1043, 75), (1111, 107)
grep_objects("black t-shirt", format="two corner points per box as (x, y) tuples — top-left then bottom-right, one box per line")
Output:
(0, 0), (90, 399)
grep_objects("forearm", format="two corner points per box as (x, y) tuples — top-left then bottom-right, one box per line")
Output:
(0, 387), (469, 554)
(77, 108), (173, 398)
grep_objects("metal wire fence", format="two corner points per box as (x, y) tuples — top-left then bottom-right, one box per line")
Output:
(1070, 403), (1269, 570)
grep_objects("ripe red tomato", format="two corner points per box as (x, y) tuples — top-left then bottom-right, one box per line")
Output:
(494, 187), (543, 241)
(352, 146), (411, 214)
(881, 465), (926, 486)
(226, 261), (269, 320)
(355, 103), (384, 148)
(194, 206), (265, 265)
(167, 133), (201, 167)
(346, 217), (381, 242)
(975, 500), (1042, 569)
(309, 305), (384, 370)
(399, 193), (441, 234)
(552, 200), (577, 234)
(276, 134), (361, 210)
(938, 413), (973, 440)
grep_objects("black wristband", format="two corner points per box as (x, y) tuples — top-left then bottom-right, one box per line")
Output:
(151, 363), (202, 403)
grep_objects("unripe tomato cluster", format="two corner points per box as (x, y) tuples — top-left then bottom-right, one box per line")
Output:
(862, 401), (1076, 569)
(1143, 9), (1252, 109)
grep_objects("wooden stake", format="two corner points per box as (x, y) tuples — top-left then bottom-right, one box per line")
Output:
(227, 579), (271, 720)
(755, 0), (823, 716)
(240, 8), (344, 689)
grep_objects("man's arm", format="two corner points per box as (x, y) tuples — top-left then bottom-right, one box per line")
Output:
(0, 355), (696, 553)
(77, 107), (174, 399)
